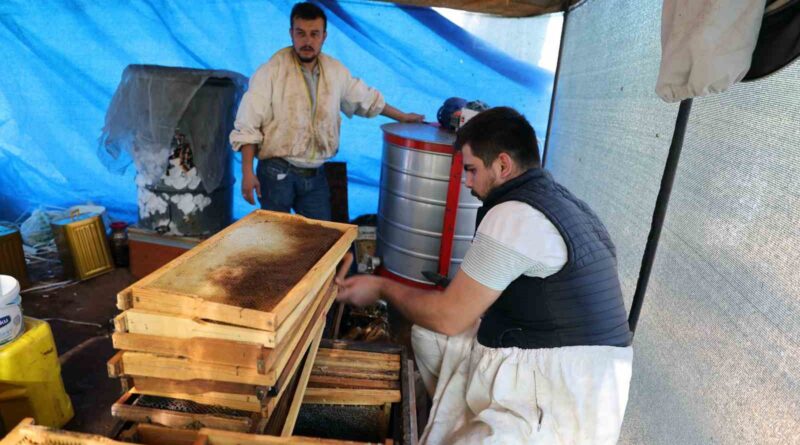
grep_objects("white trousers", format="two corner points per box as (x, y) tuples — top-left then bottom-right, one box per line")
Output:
(412, 325), (633, 445)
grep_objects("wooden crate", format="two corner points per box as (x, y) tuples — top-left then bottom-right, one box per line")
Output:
(107, 210), (355, 433)
(117, 211), (356, 332)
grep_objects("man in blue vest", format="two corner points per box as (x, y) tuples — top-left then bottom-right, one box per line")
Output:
(336, 107), (633, 444)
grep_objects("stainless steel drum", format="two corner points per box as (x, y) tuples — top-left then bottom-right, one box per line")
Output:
(377, 123), (481, 284)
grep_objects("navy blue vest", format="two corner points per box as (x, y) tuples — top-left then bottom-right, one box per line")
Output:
(475, 168), (632, 349)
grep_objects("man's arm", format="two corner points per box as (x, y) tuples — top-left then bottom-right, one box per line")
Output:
(381, 104), (424, 123)
(240, 144), (260, 205)
(336, 269), (501, 336)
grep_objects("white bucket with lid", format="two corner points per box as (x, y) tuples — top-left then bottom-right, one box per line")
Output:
(0, 275), (23, 346)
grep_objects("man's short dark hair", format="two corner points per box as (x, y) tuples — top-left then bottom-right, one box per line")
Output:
(454, 107), (540, 170)
(291, 2), (327, 30)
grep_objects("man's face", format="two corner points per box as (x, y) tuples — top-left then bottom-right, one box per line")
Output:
(462, 144), (500, 201)
(290, 18), (326, 64)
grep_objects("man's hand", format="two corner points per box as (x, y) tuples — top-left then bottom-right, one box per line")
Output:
(401, 112), (425, 123)
(241, 171), (261, 205)
(335, 252), (354, 282)
(381, 104), (425, 124)
(335, 274), (383, 308)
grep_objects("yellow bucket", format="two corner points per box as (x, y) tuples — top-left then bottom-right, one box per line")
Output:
(0, 318), (73, 434)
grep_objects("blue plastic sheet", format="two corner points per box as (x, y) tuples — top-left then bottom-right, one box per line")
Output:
(0, 0), (553, 224)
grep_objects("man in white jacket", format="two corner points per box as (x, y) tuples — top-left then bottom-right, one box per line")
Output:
(230, 2), (423, 220)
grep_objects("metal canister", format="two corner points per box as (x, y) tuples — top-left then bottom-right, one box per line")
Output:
(377, 123), (481, 285)
(51, 212), (114, 281)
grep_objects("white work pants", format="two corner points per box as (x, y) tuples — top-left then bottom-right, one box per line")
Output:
(411, 325), (633, 445)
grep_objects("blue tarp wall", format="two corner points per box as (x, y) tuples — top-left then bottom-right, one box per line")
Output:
(0, 0), (554, 224)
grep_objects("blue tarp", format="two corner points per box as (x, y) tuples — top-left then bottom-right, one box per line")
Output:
(0, 0), (553, 224)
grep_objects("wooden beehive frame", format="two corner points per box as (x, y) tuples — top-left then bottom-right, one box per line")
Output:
(109, 279), (338, 388)
(117, 211), (356, 331)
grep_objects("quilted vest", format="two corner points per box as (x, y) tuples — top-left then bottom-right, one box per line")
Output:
(475, 168), (632, 348)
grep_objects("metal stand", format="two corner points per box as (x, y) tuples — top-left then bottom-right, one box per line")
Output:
(628, 98), (694, 336)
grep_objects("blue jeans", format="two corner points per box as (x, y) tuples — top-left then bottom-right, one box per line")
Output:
(256, 158), (332, 221)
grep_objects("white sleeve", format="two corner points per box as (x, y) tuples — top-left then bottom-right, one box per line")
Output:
(229, 65), (273, 151)
(339, 66), (385, 118)
(460, 201), (567, 291)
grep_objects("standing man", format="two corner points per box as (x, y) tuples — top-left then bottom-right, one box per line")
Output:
(336, 107), (633, 444)
(230, 2), (423, 220)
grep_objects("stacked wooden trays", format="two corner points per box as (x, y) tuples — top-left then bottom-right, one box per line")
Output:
(2, 418), (382, 445)
(106, 210), (357, 434)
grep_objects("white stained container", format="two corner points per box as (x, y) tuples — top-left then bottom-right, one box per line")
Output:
(0, 274), (23, 345)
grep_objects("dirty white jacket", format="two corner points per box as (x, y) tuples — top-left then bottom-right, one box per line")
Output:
(229, 47), (386, 161)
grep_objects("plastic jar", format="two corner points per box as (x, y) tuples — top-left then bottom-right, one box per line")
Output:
(0, 275), (23, 345)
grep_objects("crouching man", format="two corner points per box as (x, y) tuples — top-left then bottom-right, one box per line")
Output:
(336, 107), (633, 444)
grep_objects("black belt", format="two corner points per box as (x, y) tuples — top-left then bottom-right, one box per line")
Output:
(270, 158), (322, 177)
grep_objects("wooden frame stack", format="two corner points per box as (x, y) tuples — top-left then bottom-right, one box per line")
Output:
(106, 211), (357, 434)
(1, 418), (381, 445)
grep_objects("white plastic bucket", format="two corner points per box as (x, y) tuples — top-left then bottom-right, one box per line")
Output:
(0, 275), (23, 346)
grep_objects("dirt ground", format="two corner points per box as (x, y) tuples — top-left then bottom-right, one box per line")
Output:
(22, 268), (135, 435)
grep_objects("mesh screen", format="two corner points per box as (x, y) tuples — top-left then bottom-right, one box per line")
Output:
(134, 395), (251, 418)
(548, 0), (800, 443)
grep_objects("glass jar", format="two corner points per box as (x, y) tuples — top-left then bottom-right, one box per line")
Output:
(110, 221), (129, 267)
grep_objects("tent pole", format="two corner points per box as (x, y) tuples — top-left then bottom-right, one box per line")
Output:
(628, 98), (694, 336)
(541, 3), (570, 168)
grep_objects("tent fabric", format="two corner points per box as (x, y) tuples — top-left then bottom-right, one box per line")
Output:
(549, 0), (800, 442)
(0, 0), (554, 224)
(655, 0), (766, 102)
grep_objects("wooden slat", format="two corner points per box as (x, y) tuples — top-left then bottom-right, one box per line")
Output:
(132, 423), (200, 445)
(280, 316), (325, 437)
(261, 281), (338, 385)
(313, 353), (400, 372)
(131, 376), (264, 398)
(110, 392), (252, 432)
(318, 339), (402, 355)
(198, 427), (377, 444)
(112, 332), (268, 369)
(307, 375), (400, 390)
(302, 388), (401, 405)
(128, 287), (278, 332)
(117, 309), (276, 347)
(108, 351), (123, 377)
(310, 368), (400, 382)
(315, 348), (400, 365)
(131, 386), (262, 413)
(117, 350), (275, 386)
(263, 314), (327, 416)
(400, 351), (418, 445)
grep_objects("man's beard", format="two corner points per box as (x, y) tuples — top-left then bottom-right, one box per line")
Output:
(295, 47), (318, 63)
(470, 173), (498, 201)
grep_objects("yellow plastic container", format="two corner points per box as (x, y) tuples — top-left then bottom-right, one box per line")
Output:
(0, 317), (73, 434)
